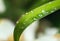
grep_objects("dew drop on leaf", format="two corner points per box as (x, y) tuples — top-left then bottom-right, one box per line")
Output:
(26, 13), (28, 14)
(38, 14), (43, 17)
(33, 18), (37, 21)
(31, 11), (33, 13)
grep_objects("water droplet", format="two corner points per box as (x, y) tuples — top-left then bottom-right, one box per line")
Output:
(49, 2), (52, 4)
(51, 10), (54, 13)
(33, 18), (37, 21)
(42, 10), (48, 14)
(31, 11), (33, 13)
(38, 14), (43, 17)
(22, 14), (25, 16)
(26, 13), (28, 14)
(16, 21), (19, 23)
(42, 10), (45, 13)
(42, 10), (46, 14)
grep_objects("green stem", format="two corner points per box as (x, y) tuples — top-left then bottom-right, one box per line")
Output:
(14, 0), (60, 41)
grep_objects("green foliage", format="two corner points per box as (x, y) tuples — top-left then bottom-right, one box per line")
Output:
(14, 0), (60, 41)
(0, 0), (60, 41)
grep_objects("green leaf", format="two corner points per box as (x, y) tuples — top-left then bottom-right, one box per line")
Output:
(14, 0), (60, 41)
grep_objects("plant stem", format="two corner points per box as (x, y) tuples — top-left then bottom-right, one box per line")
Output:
(14, 0), (60, 41)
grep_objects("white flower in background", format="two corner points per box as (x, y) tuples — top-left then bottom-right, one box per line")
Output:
(45, 27), (58, 36)
(0, 0), (6, 13)
(23, 20), (60, 41)
(0, 19), (15, 41)
(35, 36), (58, 41)
(35, 27), (59, 41)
